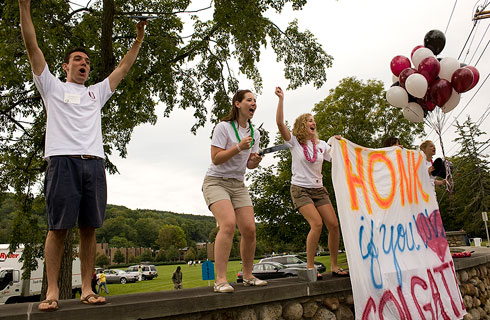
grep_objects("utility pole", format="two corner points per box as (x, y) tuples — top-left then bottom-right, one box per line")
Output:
(474, 6), (490, 21)
(483, 212), (489, 246)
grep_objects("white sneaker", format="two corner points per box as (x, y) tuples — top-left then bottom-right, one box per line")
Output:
(214, 282), (234, 293)
(243, 277), (268, 287)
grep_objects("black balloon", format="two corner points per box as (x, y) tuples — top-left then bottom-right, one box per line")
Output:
(424, 30), (446, 55)
(391, 81), (400, 87)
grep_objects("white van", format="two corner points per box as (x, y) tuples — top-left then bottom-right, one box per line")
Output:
(0, 244), (82, 304)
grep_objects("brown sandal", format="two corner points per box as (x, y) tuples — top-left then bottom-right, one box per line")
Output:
(38, 299), (59, 311)
(80, 293), (106, 305)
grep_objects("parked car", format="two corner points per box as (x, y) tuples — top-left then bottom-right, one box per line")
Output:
(103, 269), (138, 284)
(236, 262), (322, 282)
(125, 264), (158, 280)
(259, 254), (326, 273)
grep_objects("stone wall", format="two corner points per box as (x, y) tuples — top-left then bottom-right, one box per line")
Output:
(3, 248), (490, 320)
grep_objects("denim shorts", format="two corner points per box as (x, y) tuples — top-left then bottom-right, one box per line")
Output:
(44, 156), (107, 229)
(202, 176), (253, 209)
(290, 184), (331, 210)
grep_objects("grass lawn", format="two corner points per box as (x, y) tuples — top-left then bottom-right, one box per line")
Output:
(100, 253), (348, 297)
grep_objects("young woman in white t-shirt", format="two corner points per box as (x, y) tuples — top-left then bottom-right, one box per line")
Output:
(275, 87), (348, 277)
(420, 140), (447, 188)
(202, 89), (267, 293)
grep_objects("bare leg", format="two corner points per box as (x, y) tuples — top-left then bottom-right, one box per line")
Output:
(235, 206), (256, 279)
(317, 204), (345, 274)
(209, 200), (236, 284)
(79, 227), (105, 303)
(39, 230), (67, 311)
(298, 204), (323, 269)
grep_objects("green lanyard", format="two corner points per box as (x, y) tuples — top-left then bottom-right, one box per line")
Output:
(231, 121), (254, 147)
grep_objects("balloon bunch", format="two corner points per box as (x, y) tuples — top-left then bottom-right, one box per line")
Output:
(386, 30), (480, 123)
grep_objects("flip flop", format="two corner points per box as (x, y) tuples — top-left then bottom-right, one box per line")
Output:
(38, 299), (59, 311)
(80, 293), (106, 305)
(332, 268), (349, 277)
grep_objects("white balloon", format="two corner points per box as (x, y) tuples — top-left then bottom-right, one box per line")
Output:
(412, 47), (434, 69)
(441, 89), (460, 113)
(386, 86), (408, 108)
(439, 57), (460, 81)
(392, 74), (399, 83)
(405, 73), (428, 98)
(403, 102), (425, 122)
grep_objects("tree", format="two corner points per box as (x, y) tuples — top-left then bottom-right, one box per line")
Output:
(1, 0), (332, 288)
(249, 77), (424, 251)
(113, 248), (125, 264)
(140, 249), (154, 262)
(184, 247), (196, 261)
(437, 116), (490, 236)
(156, 225), (187, 251)
(134, 218), (161, 248)
(95, 254), (110, 268)
(109, 235), (133, 248)
(165, 246), (181, 262)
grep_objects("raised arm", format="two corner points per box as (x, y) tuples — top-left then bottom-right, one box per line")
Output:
(275, 87), (291, 141)
(19, 0), (46, 76)
(108, 20), (147, 92)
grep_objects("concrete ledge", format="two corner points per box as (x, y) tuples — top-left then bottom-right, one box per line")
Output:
(0, 276), (352, 320)
(452, 246), (490, 270)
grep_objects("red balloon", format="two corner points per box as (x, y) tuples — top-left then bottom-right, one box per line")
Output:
(429, 79), (453, 107)
(390, 56), (411, 77)
(464, 66), (480, 90)
(411, 45), (425, 58)
(451, 68), (474, 93)
(418, 56), (440, 83)
(421, 92), (437, 111)
(399, 68), (417, 88)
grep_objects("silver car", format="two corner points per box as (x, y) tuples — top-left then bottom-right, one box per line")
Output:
(103, 269), (138, 284)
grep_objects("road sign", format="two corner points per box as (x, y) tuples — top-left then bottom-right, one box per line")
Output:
(201, 260), (215, 281)
(483, 211), (488, 222)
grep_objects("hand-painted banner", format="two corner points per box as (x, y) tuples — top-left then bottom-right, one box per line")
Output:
(328, 138), (465, 320)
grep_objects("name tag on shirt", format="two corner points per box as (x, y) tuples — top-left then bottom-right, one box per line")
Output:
(64, 93), (81, 104)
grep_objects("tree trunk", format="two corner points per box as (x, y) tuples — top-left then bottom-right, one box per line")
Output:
(100, 0), (115, 81)
(41, 230), (74, 300)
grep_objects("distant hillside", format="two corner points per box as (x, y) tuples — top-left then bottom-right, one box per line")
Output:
(0, 193), (216, 248)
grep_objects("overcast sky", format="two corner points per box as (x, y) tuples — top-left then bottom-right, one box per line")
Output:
(105, 0), (490, 216)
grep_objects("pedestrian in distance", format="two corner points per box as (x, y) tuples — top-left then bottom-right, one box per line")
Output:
(275, 86), (349, 277)
(172, 266), (183, 290)
(202, 89), (268, 293)
(96, 271), (109, 295)
(19, 0), (147, 311)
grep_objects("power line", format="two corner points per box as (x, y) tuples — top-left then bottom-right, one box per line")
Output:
(469, 22), (490, 65)
(459, 22), (479, 60)
(475, 39), (490, 66)
(445, 0), (459, 34)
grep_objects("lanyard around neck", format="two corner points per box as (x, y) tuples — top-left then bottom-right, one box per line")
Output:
(231, 121), (254, 147)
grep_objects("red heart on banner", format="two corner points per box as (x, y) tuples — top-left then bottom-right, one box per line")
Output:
(415, 210), (448, 262)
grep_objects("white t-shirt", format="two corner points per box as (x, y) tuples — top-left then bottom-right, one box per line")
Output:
(33, 65), (113, 158)
(426, 160), (436, 188)
(205, 121), (260, 181)
(286, 135), (331, 188)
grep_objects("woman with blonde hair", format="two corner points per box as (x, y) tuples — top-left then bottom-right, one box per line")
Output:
(420, 140), (447, 188)
(275, 87), (348, 277)
(202, 89), (267, 293)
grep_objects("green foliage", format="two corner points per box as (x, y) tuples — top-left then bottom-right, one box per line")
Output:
(96, 254), (110, 267)
(113, 248), (125, 264)
(156, 224), (187, 250)
(249, 77), (425, 252)
(140, 249), (154, 262)
(128, 255), (141, 264)
(109, 235), (133, 248)
(165, 246), (181, 262)
(437, 116), (490, 236)
(184, 247), (196, 261)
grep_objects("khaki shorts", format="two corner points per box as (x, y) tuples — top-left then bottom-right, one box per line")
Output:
(290, 184), (331, 210)
(202, 176), (253, 209)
